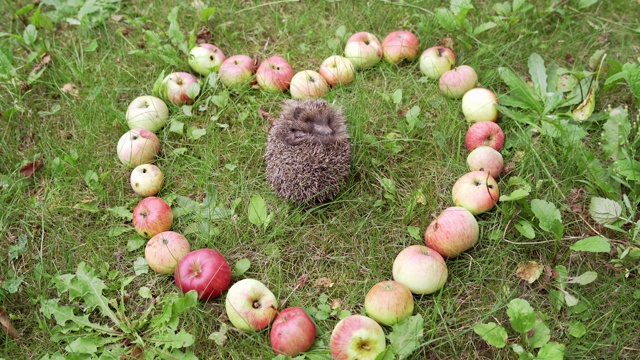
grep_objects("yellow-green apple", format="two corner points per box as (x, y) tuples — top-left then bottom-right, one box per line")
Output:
(465, 121), (505, 152)
(461, 88), (499, 123)
(319, 55), (355, 87)
(225, 278), (278, 332)
(145, 231), (190, 274)
(329, 315), (386, 360)
(218, 55), (256, 88)
(174, 248), (231, 300)
(188, 43), (225, 76)
(392, 245), (448, 295)
(439, 65), (478, 98)
(160, 72), (199, 105)
(466, 146), (503, 178)
(290, 70), (329, 100)
(130, 164), (164, 197)
(256, 56), (294, 92)
(126, 95), (169, 133)
(116, 129), (161, 167)
(270, 307), (316, 356)
(452, 171), (500, 215)
(381, 30), (419, 64)
(344, 32), (382, 69)
(419, 46), (455, 80)
(424, 207), (479, 258)
(364, 280), (414, 326)
(132, 196), (173, 238)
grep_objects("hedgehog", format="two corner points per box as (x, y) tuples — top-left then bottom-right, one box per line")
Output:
(265, 99), (351, 204)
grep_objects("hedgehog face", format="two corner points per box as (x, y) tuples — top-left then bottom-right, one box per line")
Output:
(275, 99), (348, 146)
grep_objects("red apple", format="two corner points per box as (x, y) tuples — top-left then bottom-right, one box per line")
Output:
(330, 315), (386, 360)
(452, 171), (500, 215)
(145, 231), (190, 274)
(424, 207), (479, 258)
(381, 30), (419, 64)
(319, 55), (355, 87)
(392, 245), (448, 295)
(465, 121), (505, 152)
(130, 164), (164, 197)
(344, 32), (382, 69)
(132, 196), (173, 238)
(461, 88), (499, 123)
(270, 307), (316, 356)
(116, 129), (161, 167)
(419, 46), (456, 80)
(218, 55), (256, 88)
(439, 65), (478, 98)
(225, 278), (278, 332)
(174, 248), (231, 300)
(290, 70), (329, 100)
(466, 146), (504, 178)
(364, 280), (414, 326)
(160, 72), (199, 105)
(188, 43), (226, 76)
(256, 56), (294, 92)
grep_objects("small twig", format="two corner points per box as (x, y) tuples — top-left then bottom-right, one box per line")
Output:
(237, 0), (300, 13)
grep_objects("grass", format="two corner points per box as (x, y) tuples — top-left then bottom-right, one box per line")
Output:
(1, 0), (639, 359)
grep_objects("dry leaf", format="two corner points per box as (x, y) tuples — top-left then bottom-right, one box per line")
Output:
(296, 274), (309, 289)
(195, 27), (211, 44)
(516, 261), (544, 284)
(40, 53), (51, 65)
(0, 308), (19, 339)
(565, 53), (575, 64)
(314, 277), (334, 288)
(61, 83), (79, 97)
(110, 14), (125, 22)
(20, 161), (43, 178)
(331, 298), (342, 310)
(440, 37), (455, 49)
(567, 188), (585, 213)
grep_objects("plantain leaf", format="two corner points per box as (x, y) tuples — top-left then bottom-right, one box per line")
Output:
(528, 53), (547, 97)
(498, 67), (543, 114)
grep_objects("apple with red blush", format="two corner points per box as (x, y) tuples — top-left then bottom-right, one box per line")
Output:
(218, 55), (256, 88)
(116, 129), (161, 167)
(132, 196), (173, 238)
(174, 248), (231, 300)
(290, 70), (329, 100)
(344, 32), (382, 69)
(439, 65), (478, 98)
(452, 171), (500, 215)
(467, 146), (504, 178)
(465, 121), (505, 152)
(225, 278), (278, 332)
(256, 56), (294, 92)
(145, 231), (190, 274)
(392, 245), (448, 295)
(330, 315), (386, 360)
(419, 46), (456, 80)
(270, 307), (316, 356)
(424, 207), (479, 258)
(381, 30), (419, 64)
(364, 280), (414, 326)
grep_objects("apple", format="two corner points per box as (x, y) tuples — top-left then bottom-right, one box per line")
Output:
(270, 307), (317, 356)
(466, 146), (503, 178)
(465, 121), (505, 152)
(218, 55), (256, 88)
(188, 43), (226, 76)
(439, 65), (478, 98)
(344, 32), (382, 69)
(125, 95), (169, 133)
(452, 171), (500, 215)
(256, 56), (294, 92)
(132, 196), (173, 238)
(145, 231), (190, 274)
(364, 280), (414, 326)
(290, 70), (329, 100)
(225, 278), (278, 332)
(424, 207), (479, 258)
(392, 245), (448, 295)
(381, 30), (419, 64)
(174, 248), (231, 300)
(319, 55), (355, 87)
(419, 46), (456, 80)
(130, 164), (164, 197)
(116, 129), (161, 167)
(461, 88), (499, 123)
(329, 315), (386, 360)
(159, 72), (199, 105)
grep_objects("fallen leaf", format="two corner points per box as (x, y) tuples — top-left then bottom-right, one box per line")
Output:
(259, 106), (272, 126)
(196, 27), (211, 44)
(110, 14), (125, 22)
(566, 53), (575, 64)
(296, 274), (309, 289)
(20, 161), (43, 178)
(40, 53), (51, 65)
(0, 308), (19, 339)
(516, 261), (545, 284)
(315, 277), (334, 288)
(439, 37), (455, 49)
(61, 83), (79, 97)
(566, 188), (585, 213)
(331, 298), (342, 310)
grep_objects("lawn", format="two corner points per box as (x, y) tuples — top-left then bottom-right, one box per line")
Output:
(1, 0), (639, 359)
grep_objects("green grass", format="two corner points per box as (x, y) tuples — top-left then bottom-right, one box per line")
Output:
(1, 0), (640, 359)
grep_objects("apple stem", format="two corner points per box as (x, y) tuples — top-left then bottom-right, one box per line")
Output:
(253, 300), (261, 309)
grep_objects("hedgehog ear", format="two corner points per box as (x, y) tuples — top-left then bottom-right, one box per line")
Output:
(293, 106), (303, 119)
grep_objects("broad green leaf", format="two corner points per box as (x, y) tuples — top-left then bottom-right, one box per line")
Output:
(500, 188), (530, 202)
(507, 298), (536, 333)
(167, 7), (185, 45)
(23, 24), (37, 45)
(407, 226), (421, 240)
(473, 21), (497, 36)
(391, 89), (402, 105)
(590, 197), (622, 226)
(498, 94), (536, 109)
(498, 67), (543, 114)
(492, 2), (511, 16)
(39, 299), (115, 333)
(570, 236), (611, 253)
(139, 287), (152, 299)
(233, 258), (251, 277)
(567, 271), (597, 285)
(451, 0), (473, 27)
(74, 263), (120, 324)
(375, 347), (396, 360)
(561, 289), (579, 307)
(108, 226), (132, 238)
(134, 257), (148, 275)
(578, 0), (598, 9)
(531, 199), (563, 239)
(186, 82), (200, 100)
(65, 336), (99, 354)
(248, 194), (268, 227)
(335, 25), (347, 39)
(529, 318), (551, 349)
(387, 315), (423, 360)
(208, 323), (228, 345)
(435, 8), (457, 31)
(198, 7), (216, 21)
(614, 159), (640, 182)
(536, 341), (565, 359)
(170, 120), (184, 134)
(618, 62), (640, 103)
(187, 127), (206, 140)
(126, 238), (145, 252)
(473, 322), (508, 348)
(515, 220), (536, 239)
(542, 92), (564, 115)
(513, 0), (526, 12)
(528, 53), (547, 97)
(567, 321), (586, 338)
(106, 206), (132, 220)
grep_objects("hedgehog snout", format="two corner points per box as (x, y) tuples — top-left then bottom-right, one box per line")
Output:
(313, 124), (333, 136)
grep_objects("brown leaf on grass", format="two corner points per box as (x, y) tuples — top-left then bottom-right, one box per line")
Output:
(567, 188), (585, 213)
(439, 37), (455, 49)
(296, 274), (309, 289)
(40, 53), (51, 65)
(331, 298), (342, 310)
(314, 277), (334, 288)
(0, 308), (19, 339)
(61, 83), (79, 97)
(195, 27), (211, 44)
(516, 261), (544, 284)
(259, 106), (272, 124)
(565, 53), (575, 64)
(20, 161), (43, 178)
(110, 14), (125, 22)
